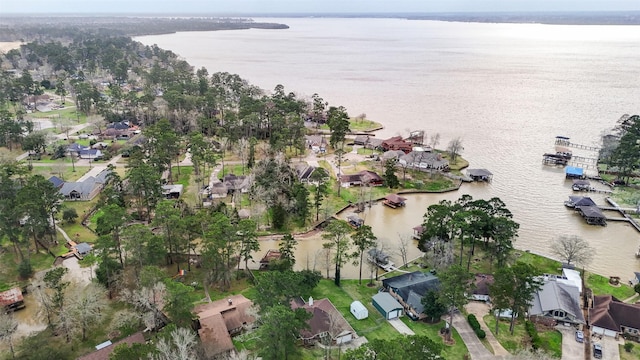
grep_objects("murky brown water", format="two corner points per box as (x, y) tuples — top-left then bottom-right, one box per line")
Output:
(137, 18), (640, 279)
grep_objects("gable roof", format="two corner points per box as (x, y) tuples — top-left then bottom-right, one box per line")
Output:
(384, 194), (406, 204)
(194, 294), (255, 358)
(48, 175), (64, 189)
(529, 280), (584, 323)
(0, 288), (23, 307)
(382, 271), (440, 302)
(77, 332), (145, 360)
(372, 292), (403, 313)
(291, 298), (355, 340)
(590, 295), (640, 332)
(467, 169), (493, 177)
(576, 205), (605, 219)
(473, 274), (494, 296)
(567, 196), (596, 207)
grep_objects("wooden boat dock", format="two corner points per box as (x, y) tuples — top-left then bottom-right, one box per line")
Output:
(554, 136), (600, 151)
(603, 197), (640, 233)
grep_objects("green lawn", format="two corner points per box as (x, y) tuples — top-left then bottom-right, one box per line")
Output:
(483, 315), (562, 358)
(319, 118), (383, 132)
(400, 317), (470, 359)
(586, 273), (636, 300)
(620, 342), (640, 360)
(310, 279), (395, 341)
(218, 163), (248, 179)
(515, 251), (562, 274)
(484, 315), (526, 354)
(30, 165), (90, 182)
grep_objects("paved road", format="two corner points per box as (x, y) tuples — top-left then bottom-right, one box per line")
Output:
(387, 318), (415, 335)
(450, 313), (504, 360)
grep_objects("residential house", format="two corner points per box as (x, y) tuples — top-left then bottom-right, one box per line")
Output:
(590, 295), (640, 339)
(398, 151), (450, 171)
(471, 274), (494, 302)
(291, 297), (356, 345)
(353, 135), (370, 146)
(339, 170), (383, 188)
(0, 287), (25, 312)
(305, 135), (327, 153)
(194, 294), (256, 359)
(365, 137), (384, 150)
(381, 136), (412, 153)
(382, 271), (440, 320)
(222, 174), (251, 194)
(381, 150), (405, 162)
(372, 292), (404, 320)
(209, 182), (228, 199)
(77, 332), (145, 360)
(161, 184), (184, 199)
(528, 278), (585, 325)
(59, 169), (111, 201)
(296, 164), (327, 185)
(79, 149), (103, 160)
(48, 176), (64, 189)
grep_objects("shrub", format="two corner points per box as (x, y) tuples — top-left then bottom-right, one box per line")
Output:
(624, 342), (634, 352)
(467, 314), (486, 339)
(18, 260), (33, 278)
(525, 321), (542, 350)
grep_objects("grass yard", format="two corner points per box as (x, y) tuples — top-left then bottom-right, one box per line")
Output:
(319, 118), (383, 132)
(30, 165), (90, 182)
(218, 163), (247, 179)
(483, 315), (526, 354)
(483, 315), (562, 358)
(620, 342), (640, 360)
(515, 251), (562, 274)
(310, 279), (396, 341)
(401, 317), (470, 359)
(586, 273), (636, 299)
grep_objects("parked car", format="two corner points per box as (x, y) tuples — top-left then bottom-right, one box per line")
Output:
(575, 330), (584, 343)
(593, 343), (602, 359)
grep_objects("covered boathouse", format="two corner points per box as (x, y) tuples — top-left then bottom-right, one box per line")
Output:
(467, 169), (493, 182)
(576, 206), (607, 226)
(565, 166), (584, 179)
(383, 194), (406, 209)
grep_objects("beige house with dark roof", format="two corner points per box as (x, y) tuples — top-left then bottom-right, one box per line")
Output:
(590, 295), (640, 339)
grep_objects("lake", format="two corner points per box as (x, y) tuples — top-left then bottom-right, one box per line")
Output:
(136, 18), (640, 279)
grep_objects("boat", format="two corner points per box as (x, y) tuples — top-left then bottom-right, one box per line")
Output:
(367, 249), (395, 271)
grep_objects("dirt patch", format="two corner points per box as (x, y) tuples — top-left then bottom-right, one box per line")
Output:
(62, 257), (95, 285)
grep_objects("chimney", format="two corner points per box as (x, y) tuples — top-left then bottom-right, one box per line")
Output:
(228, 298), (233, 306)
(309, 296), (314, 306)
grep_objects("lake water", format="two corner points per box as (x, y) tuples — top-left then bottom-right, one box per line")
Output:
(136, 18), (640, 279)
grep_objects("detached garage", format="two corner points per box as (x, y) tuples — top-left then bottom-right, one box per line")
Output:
(350, 301), (368, 320)
(372, 292), (403, 320)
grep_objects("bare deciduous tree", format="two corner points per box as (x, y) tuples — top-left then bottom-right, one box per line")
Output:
(69, 283), (108, 341)
(0, 312), (18, 359)
(550, 235), (594, 267)
(430, 133), (441, 150)
(397, 233), (411, 269)
(152, 326), (198, 360)
(447, 137), (463, 163)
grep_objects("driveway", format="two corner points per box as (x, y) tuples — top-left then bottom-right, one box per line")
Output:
(465, 302), (510, 356)
(556, 326), (585, 360)
(590, 335), (621, 360)
(449, 313), (502, 360)
(387, 318), (415, 335)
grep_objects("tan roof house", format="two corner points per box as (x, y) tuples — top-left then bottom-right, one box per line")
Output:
(194, 294), (255, 359)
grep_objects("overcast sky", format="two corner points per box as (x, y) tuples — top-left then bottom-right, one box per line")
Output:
(2, 0), (639, 14)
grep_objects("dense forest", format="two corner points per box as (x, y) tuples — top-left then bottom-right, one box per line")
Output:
(0, 17), (288, 41)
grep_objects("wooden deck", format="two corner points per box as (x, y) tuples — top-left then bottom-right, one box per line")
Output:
(603, 198), (640, 233)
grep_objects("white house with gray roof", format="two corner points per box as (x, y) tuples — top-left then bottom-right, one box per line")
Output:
(528, 278), (584, 325)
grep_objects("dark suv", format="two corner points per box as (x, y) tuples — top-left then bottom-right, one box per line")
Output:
(593, 343), (603, 359)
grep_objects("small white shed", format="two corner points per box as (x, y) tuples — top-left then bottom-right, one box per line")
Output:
(350, 300), (368, 320)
